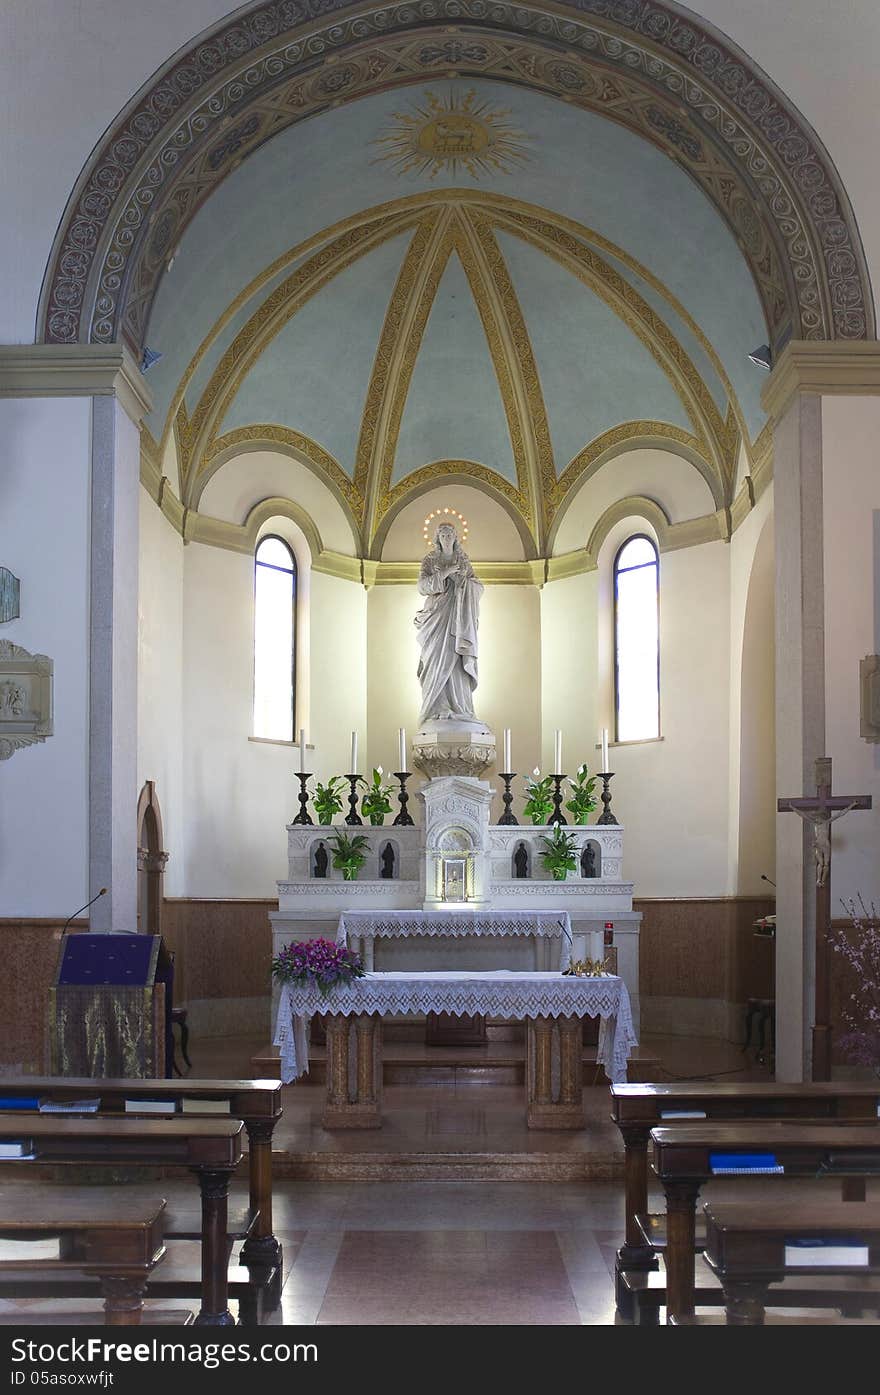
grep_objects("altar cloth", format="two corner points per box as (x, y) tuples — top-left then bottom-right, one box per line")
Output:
(273, 969), (637, 1085)
(336, 908), (575, 971)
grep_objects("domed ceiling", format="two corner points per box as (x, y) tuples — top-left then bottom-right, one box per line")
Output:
(141, 79), (771, 556)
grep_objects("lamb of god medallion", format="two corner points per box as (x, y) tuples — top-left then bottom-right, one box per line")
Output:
(372, 89), (531, 180)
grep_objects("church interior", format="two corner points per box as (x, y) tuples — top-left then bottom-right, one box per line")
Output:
(2, 0), (880, 1334)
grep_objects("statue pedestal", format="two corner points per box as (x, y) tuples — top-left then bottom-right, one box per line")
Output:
(411, 719), (495, 779)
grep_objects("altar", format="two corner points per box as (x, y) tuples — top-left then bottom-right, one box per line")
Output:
(273, 970), (637, 1129)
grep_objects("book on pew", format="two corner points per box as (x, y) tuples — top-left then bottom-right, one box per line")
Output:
(38, 1098), (100, 1113)
(709, 1152), (784, 1175)
(0, 1140), (35, 1158)
(123, 1099), (178, 1114)
(660, 1109), (707, 1119)
(0, 1097), (39, 1111)
(181, 1098), (231, 1115)
(784, 1240), (869, 1267)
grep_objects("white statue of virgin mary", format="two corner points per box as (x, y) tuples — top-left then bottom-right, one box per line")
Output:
(414, 521), (484, 726)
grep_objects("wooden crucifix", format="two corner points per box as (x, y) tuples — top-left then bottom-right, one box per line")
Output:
(778, 756), (872, 1081)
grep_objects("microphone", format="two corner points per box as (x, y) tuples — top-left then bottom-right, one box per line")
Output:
(760, 874), (776, 889)
(62, 887), (108, 933)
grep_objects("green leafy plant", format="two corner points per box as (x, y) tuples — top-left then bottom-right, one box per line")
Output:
(360, 766), (394, 826)
(328, 829), (371, 881)
(312, 776), (345, 825)
(522, 768), (554, 825)
(539, 823), (578, 881)
(565, 764), (598, 824)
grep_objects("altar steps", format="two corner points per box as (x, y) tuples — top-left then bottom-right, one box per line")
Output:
(249, 1041), (662, 1087)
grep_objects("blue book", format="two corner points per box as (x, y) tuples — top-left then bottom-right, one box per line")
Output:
(0, 1098), (39, 1110)
(710, 1151), (784, 1174)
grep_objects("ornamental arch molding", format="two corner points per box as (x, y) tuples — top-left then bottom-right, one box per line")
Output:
(39, 0), (873, 352)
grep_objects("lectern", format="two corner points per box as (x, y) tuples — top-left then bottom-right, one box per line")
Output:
(48, 934), (174, 1077)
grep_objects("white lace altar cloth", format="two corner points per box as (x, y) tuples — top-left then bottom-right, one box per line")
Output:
(273, 970), (636, 1085)
(337, 910), (574, 969)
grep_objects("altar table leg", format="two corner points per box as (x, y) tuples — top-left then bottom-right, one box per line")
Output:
(527, 1016), (585, 1130)
(322, 1013), (382, 1129)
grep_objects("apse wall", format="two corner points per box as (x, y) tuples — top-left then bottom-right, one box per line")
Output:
(179, 541), (367, 896)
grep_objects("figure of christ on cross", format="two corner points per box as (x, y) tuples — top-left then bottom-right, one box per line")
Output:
(778, 756), (872, 1081)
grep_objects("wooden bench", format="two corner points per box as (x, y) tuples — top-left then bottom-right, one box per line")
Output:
(0, 1115), (245, 1326)
(700, 1200), (880, 1324)
(610, 1081), (880, 1317)
(651, 1121), (880, 1323)
(1, 1077), (283, 1292)
(0, 1188), (171, 1325)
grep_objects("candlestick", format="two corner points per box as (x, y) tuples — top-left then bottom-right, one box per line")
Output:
(292, 772), (313, 825)
(350, 730), (358, 774)
(392, 771), (415, 826)
(398, 727), (406, 773)
(345, 773), (363, 825)
(503, 728), (511, 771)
(597, 771), (619, 825)
(554, 729), (562, 775)
(601, 728), (609, 773)
(498, 772), (518, 825)
(550, 773), (567, 824)
(299, 727), (306, 775)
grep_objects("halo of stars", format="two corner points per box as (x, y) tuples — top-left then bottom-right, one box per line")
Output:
(423, 507), (469, 546)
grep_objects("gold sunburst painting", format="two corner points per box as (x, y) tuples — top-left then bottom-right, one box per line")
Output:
(372, 89), (531, 179)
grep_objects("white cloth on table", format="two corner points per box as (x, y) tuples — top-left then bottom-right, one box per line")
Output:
(272, 969), (637, 1085)
(336, 910), (574, 969)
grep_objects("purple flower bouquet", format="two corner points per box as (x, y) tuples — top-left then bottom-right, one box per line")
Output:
(271, 937), (365, 997)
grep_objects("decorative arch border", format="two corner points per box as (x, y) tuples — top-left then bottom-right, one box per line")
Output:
(585, 496), (671, 563)
(370, 465), (539, 561)
(39, 0), (873, 351)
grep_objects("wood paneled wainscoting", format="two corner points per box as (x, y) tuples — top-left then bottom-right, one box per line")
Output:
(0, 919), (86, 1072)
(161, 898), (274, 1040)
(635, 896), (775, 1042)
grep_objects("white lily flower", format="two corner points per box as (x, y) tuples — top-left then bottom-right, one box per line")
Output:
(532, 766), (540, 778)
(376, 765), (383, 776)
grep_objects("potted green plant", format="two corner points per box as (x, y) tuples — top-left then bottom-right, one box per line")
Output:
(360, 766), (394, 826)
(522, 768), (554, 824)
(328, 829), (370, 881)
(565, 764), (598, 824)
(312, 776), (345, 825)
(539, 823), (578, 881)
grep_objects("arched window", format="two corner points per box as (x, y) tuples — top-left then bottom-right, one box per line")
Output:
(614, 534), (660, 742)
(253, 535), (296, 741)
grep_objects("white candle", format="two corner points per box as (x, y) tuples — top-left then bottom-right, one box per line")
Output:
(554, 729), (562, 774)
(299, 727), (306, 774)
(398, 727), (406, 772)
(503, 728), (511, 771)
(601, 728), (609, 772)
(350, 730), (358, 774)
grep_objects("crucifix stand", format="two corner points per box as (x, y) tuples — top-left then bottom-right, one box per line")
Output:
(778, 756), (872, 1081)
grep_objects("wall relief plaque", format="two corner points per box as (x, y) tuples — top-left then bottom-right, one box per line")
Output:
(0, 639), (53, 761)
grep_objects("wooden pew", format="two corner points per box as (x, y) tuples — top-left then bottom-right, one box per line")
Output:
(610, 1081), (880, 1315)
(651, 1121), (880, 1323)
(0, 1115), (243, 1325)
(0, 1077), (283, 1287)
(0, 1188), (171, 1325)
(697, 1200), (880, 1325)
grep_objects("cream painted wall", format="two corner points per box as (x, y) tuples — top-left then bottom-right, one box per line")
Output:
(198, 452), (358, 555)
(0, 396), (91, 914)
(181, 539), (366, 895)
(540, 571), (597, 780)
(822, 396), (880, 910)
(553, 450), (718, 555)
(137, 485), (184, 895)
(727, 488), (775, 895)
(596, 530), (732, 896)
